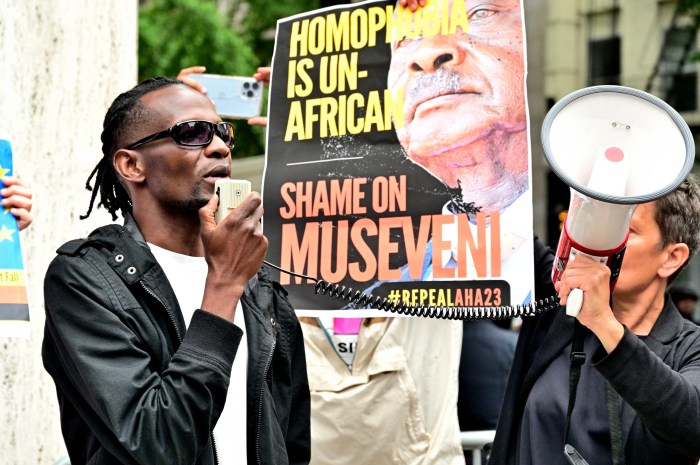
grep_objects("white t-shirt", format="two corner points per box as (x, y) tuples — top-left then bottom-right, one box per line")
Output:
(148, 243), (247, 465)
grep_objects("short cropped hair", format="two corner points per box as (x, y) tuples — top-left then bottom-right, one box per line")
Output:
(654, 174), (700, 283)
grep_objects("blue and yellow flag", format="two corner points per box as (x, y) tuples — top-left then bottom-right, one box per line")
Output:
(0, 132), (30, 337)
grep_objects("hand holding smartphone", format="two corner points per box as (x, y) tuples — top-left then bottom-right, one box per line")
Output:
(189, 73), (263, 120)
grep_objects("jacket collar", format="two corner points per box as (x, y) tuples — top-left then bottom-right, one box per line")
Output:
(648, 294), (685, 345)
(82, 221), (157, 285)
(124, 212), (148, 248)
(522, 294), (682, 391)
(122, 213), (260, 295)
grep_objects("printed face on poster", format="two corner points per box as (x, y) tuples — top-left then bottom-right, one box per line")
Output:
(263, 0), (534, 315)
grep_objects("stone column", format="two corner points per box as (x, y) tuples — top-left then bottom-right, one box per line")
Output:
(0, 1), (137, 463)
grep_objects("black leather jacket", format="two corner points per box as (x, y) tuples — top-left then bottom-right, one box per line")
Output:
(42, 218), (310, 465)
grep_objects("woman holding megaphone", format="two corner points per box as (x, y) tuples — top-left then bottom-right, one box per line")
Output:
(489, 176), (700, 465)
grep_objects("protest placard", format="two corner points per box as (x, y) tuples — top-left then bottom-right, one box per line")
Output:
(0, 131), (30, 337)
(263, 0), (533, 315)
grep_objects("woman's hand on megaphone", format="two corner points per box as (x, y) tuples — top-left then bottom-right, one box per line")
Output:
(555, 255), (625, 353)
(555, 254), (612, 321)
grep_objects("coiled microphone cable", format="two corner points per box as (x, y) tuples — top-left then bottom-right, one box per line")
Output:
(264, 261), (560, 321)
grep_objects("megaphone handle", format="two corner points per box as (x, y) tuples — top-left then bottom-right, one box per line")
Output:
(565, 288), (584, 317)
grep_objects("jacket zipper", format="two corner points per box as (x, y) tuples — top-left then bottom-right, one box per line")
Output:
(256, 338), (276, 465)
(139, 281), (181, 343)
(140, 280), (219, 464)
(212, 433), (220, 465)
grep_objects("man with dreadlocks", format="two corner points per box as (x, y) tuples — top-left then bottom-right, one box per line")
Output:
(41, 77), (310, 465)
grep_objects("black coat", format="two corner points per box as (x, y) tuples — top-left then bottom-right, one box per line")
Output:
(42, 219), (310, 465)
(489, 239), (700, 465)
(458, 320), (517, 431)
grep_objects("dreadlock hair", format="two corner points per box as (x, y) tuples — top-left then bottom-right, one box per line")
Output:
(81, 76), (185, 221)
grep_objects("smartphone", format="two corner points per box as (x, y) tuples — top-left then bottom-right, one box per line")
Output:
(215, 179), (252, 224)
(189, 73), (263, 120)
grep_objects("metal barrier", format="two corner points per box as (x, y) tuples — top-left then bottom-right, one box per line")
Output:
(53, 432), (496, 465)
(461, 430), (496, 465)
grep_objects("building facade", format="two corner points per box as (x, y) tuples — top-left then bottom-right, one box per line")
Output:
(536, 0), (700, 284)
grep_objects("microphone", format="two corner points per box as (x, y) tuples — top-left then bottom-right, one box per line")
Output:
(215, 179), (252, 224)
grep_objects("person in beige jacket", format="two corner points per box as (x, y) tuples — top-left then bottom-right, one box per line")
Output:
(301, 316), (464, 464)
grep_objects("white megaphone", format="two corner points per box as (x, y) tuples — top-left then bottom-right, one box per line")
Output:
(542, 86), (695, 317)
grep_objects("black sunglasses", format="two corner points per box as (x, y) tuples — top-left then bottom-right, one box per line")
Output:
(125, 120), (235, 150)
